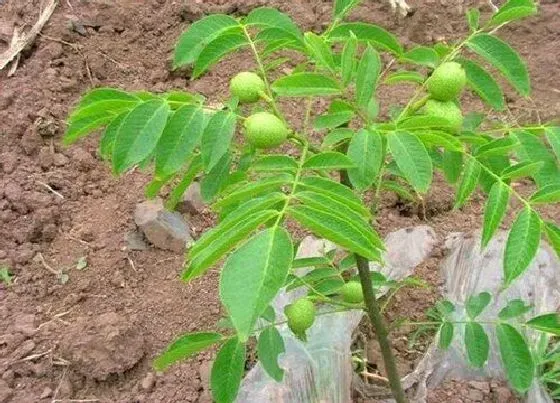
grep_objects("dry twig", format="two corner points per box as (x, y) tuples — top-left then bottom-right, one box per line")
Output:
(0, 0), (58, 72)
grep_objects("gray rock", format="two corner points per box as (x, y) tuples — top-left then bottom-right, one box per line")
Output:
(177, 182), (205, 215)
(125, 230), (148, 251)
(134, 199), (192, 253)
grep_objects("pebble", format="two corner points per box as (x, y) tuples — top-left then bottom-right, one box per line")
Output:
(141, 372), (156, 392)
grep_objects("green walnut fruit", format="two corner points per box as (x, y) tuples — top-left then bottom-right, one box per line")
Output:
(424, 99), (464, 130)
(285, 298), (315, 340)
(230, 72), (266, 103)
(245, 112), (289, 149)
(426, 62), (467, 101)
(341, 281), (364, 304)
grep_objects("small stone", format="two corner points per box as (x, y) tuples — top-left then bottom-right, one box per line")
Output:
(493, 386), (513, 403)
(468, 381), (490, 393)
(13, 314), (36, 337)
(466, 388), (484, 402)
(134, 199), (193, 253)
(70, 20), (87, 36)
(125, 231), (148, 251)
(40, 387), (53, 399)
(0, 153), (17, 174)
(177, 182), (205, 215)
(0, 379), (13, 403)
(141, 372), (156, 392)
(38, 147), (54, 169)
(53, 153), (69, 167)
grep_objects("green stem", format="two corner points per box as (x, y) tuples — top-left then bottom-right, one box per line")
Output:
(242, 24), (285, 122)
(356, 254), (408, 403)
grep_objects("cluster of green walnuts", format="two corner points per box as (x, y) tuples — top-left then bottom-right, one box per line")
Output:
(230, 63), (466, 339)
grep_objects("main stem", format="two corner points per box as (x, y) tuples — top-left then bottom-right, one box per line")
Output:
(340, 171), (408, 403)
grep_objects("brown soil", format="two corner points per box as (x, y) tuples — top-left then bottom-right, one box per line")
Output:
(1, 0), (559, 402)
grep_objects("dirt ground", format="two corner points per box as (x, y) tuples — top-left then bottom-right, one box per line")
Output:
(0, 0), (559, 402)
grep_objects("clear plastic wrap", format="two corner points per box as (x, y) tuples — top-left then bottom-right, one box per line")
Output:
(403, 230), (560, 403)
(237, 226), (437, 403)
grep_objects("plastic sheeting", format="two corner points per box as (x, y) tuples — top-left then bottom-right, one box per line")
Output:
(403, 230), (560, 403)
(237, 226), (437, 403)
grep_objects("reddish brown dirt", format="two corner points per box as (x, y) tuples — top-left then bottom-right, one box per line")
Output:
(0, 0), (559, 402)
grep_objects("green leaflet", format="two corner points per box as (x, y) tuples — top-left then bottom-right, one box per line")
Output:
(245, 7), (303, 41)
(388, 131), (433, 194)
(497, 323), (534, 393)
(287, 204), (381, 261)
(355, 46), (381, 110)
(454, 157), (481, 209)
(401, 46), (439, 68)
(328, 22), (403, 55)
(155, 105), (205, 176)
(459, 59), (505, 111)
(304, 32), (335, 72)
(294, 191), (383, 249)
(193, 31), (249, 78)
(183, 209), (279, 282)
(112, 99), (170, 174)
(347, 129), (383, 191)
(211, 338), (246, 403)
(384, 71), (425, 85)
(504, 206), (541, 286)
(475, 137), (519, 158)
(257, 326), (285, 382)
(466, 8), (480, 31)
(466, 292), (492, 319)
(201, 110), (237, 173)
(154, 332), (222, 371)
(334, 0), (361, 19)
(220, 227), (293, 341)
(442, 151), (463, 184)
(439, 322), (454, 350)
(466, 33), (530, 97)
(174, 14), (240, 68)
(530, 184), (560, 204)
(166, 156), (203, 210)
(544, 221), (560, 259)
(75, 87), (140, 109)
(213, 174), (293, 210)
(545, 126), (560, 162)
(64, 114), (113, 145)
(190, 193), (286, 258)
(490, 0), (537, 26)
(322, 128), (354, 149)
(313, 111), (355, 130)
(297, 176), (370, 218)
(526, 313), (560, 335)
(498, 299), (532, 320)
(200, 153), (232, 202)
(481, 182), (510, 247)
(272, 72), (341, 97)
(99, 111), (127, 160)
(340, 34), (357, 86)
(464, 322), (489, 368)
(252, 155), (298, 173)
(514, 131), (560, 187)
(501, 161), (544, 180)
(303, 152), (355, 170)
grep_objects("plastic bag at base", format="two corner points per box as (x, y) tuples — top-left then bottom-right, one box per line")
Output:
(403, 230), (560, 403)
(237, 226), (437, 403)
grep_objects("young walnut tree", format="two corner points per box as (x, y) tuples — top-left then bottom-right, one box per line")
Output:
(64, 0), (560, 401)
